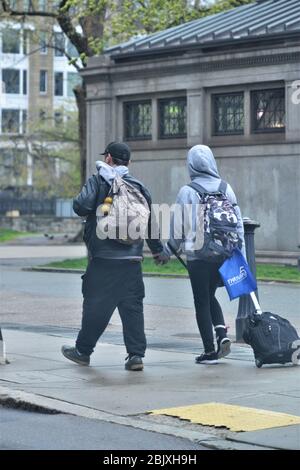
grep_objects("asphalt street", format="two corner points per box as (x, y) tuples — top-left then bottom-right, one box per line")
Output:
(0, 406), (208, 451)
(0, 261), (299, 339)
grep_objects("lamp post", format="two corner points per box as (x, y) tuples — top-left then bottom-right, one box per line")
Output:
(0, 328), (8, 365)
(236, 217), (260, 342)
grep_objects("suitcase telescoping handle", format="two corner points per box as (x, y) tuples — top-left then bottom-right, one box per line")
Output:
(250, 292), (262, 315)
(166, 242), (188, 270)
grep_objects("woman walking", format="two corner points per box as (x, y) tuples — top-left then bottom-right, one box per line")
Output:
(165, 145), (245, 364)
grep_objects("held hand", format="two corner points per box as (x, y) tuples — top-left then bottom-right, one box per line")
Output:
(153, 251), (170, 265)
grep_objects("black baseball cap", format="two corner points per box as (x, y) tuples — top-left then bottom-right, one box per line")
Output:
(100, 142), (131, 161)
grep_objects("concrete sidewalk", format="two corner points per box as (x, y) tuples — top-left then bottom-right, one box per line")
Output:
(0, 329), (299, 450)
(0, 244), (86, 259)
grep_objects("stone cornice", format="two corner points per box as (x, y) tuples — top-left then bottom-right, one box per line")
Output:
(83, 51), (300, 85)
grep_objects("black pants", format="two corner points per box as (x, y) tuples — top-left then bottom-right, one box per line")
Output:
(76, 258), (146, 357)
(187, 260), (225, 353)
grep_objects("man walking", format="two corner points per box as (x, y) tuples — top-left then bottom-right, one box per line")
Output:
(62, 142), (166, 371)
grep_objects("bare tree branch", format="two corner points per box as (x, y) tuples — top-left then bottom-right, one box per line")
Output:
(47, 44), (81, 71)
(1, 0), (57, 17)
(56, 0), (91, 59)
(1, 0), (88, 61)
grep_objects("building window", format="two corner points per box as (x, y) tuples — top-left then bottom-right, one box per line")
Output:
(38, 0), (47, 11)
(23, 70), (27, 95)
(40, 109), (47, 121)
(54, 32), (65, 56)
(67, 72), (82, 97)
(23, 0), (34, 10)
(2, 29), (20, 54)
(1, 109), (20, 134)
(54, 111), (63, 126)
(40, 70), (47, 93)
(67, 40), (79, 57)
(39, 32), (47, 54)
(212, 93), (244, 135)
(2, 69), (20, 94)
(21, 110), (27, 134)
(251, 88), (285, 133)
(54, 72), (63, 96)
(23, 30), (29, 55)
(159, 97), (187, 138)
(124, 101), (152, 140)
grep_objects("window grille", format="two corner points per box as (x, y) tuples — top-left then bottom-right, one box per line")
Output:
(159, 98), (187, 138)
(124, 101), (152, 140)
(251, 88), (285, 133)
(213, 93), (244, 135)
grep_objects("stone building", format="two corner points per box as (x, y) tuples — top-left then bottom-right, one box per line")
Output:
(82, 0), (300, 254)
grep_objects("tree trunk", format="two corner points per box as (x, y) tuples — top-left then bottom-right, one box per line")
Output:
(74, 81), (87, 187)
(70, 81), (87, 243)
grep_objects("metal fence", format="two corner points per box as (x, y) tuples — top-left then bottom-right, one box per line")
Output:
(0, 197), (76, 217)
(55, 199), (77, 218)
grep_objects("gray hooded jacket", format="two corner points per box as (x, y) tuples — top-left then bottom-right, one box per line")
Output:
(166, 145), (245, 261)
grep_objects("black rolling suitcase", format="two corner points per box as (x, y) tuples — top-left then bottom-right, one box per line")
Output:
(242, 292), (300, 368)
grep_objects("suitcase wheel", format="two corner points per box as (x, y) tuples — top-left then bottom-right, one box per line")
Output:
(255, 358), (263, 368)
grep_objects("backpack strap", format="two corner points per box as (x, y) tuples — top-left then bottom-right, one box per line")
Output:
(187, 181), (207, 196)
(188, 180), (228, 196)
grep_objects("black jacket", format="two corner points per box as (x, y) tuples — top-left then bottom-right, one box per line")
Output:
(73, 172), (163, 259)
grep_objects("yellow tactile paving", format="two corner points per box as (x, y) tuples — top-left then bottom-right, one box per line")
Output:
(150, 402), (300, 432)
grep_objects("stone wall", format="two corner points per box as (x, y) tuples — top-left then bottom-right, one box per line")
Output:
(129, 147), (299, 253)
(0, 216), (82, 235)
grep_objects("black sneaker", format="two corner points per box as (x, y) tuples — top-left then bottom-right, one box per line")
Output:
(61, 345), (90, 366)
(125, 355), (144, 371)
(216, 337), (231, 359)
(195, 351), (218, 365)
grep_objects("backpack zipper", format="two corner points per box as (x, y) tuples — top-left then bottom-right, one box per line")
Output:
(271, 321), (281, 349)
(277, 323), (281, 349)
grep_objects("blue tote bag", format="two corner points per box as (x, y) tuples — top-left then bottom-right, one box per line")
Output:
(219, 249), (257, 300)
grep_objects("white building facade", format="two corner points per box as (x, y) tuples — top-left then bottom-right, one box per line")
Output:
(0, 18), (81, 192)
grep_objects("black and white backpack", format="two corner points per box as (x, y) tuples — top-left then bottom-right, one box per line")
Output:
(188, 180), (239, 260)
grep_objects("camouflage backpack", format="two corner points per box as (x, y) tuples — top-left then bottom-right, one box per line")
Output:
(96, 175), (150, 245)
(188, 180), (239, 259)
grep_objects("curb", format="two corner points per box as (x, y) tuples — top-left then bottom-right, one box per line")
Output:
(0, 385), (272, 451)
(256, 277), (300, 285)
(24, 266), (188, 279)
(24, 266), (300, 284)
(24, 267), (85, 274)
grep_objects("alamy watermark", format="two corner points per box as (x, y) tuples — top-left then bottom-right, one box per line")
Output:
(291, 80), (300, 105)
(96, 201), (205, 250)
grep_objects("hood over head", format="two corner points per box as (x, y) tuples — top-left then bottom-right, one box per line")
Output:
(187, 145), (219, 180)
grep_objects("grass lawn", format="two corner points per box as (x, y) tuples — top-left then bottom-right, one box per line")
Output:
(0, 228), (34, 243)
(44, 257), (300, 283)
(256, 264), (300, 283)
